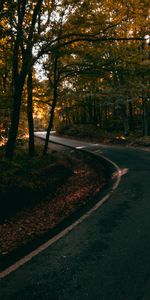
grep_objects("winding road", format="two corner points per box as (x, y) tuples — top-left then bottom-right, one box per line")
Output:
(0, 134), (150, 300)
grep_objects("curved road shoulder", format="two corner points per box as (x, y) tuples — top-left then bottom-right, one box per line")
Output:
(0, 136), (121, 279)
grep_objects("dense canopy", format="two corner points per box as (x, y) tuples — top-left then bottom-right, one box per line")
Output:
(0, 0), (149, 158)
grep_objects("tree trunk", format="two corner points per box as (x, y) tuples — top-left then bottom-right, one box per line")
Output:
(100, 103), (104, 127)
(142, 97), (148, 136)
(104, 104), (108, 122)
(113, 103), (117, 119)
(43, 57), (58, 155)
(123, 116), (129, 136)
(43, 95), (57, 155)
(128, 100), (134, 131)
(5, 0), (43, 159)
(121, 107), (129, 136)
(27, 68), (35, 156)
(5, 79), (23, 159)
(119, 97), (129, 136)
(93, 98), (97, 126)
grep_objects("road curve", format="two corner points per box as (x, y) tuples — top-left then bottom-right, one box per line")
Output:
(0, 134), (150, 300)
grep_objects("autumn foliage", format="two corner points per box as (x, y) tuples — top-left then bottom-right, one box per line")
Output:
(0, 0), (149, 157)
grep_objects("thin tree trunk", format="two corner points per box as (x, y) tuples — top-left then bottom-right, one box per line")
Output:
(128, 100), (134, 131)
(6, 26), (21, 159)
(142, 97), (148, 136)
(113, 103), (117, 119)
(100, 103), (104, 127)
(27, 68), (35, 156)
(43, 94), (57, 155)
(121, 104), (129, 136)
(96, 101), (101, 127)
(88, 99), (92, 123)
(118, 96), (129, 136)
(43, 57), (58, 155)
(93, 98), (97, 126)
(104, 104), (108, 122)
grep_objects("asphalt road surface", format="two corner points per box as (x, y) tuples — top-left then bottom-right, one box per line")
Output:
(0, 134), (150, 300)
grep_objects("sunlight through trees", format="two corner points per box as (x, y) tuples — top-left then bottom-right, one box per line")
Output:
(0, 0), (149, 158)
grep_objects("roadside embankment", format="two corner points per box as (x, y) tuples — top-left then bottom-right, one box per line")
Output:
(0, 137), (108, 271)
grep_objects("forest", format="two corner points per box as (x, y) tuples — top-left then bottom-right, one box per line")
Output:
(0, 0), (150, 159)
(0, 0), (150, 268)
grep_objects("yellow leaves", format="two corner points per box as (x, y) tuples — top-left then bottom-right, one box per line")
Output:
(0, 58), (5, 67)
(0, 36), (9, 46)
(71, 41), (83, 48)
(0, 17), (8, 29)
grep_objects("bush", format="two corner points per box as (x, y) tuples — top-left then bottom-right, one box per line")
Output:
(103, 119), (124, 132)
(134, 136), (150, 146)
(56, 123), (101, 139)
(56, 123), (70, 134)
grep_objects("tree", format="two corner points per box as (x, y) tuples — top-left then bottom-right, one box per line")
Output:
(4, 0), (45, 159)
(27, 64), (35, 156)
(1, 0), (149, 158)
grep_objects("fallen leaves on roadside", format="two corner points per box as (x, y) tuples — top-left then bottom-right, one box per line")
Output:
(0, 153), (106, 261)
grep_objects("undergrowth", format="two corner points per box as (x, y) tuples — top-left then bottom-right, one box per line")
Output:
(0, 141), (73, 220)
